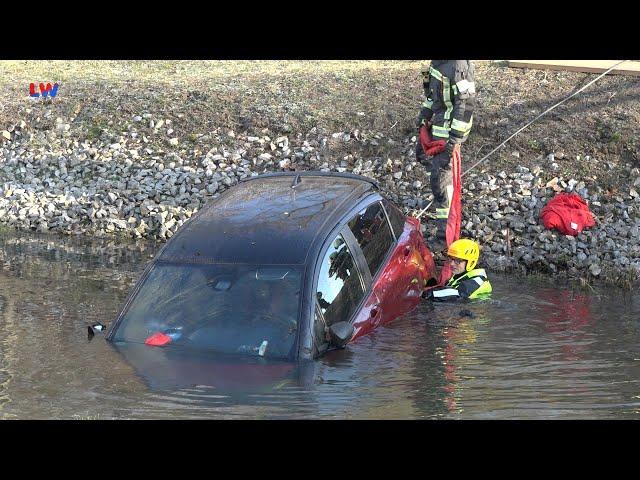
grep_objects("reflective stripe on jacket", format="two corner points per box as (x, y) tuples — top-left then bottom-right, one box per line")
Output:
(420, 60), (476, 143)
(430, 268), (492, 301)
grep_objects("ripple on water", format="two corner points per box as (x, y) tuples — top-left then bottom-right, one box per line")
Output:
(0, 232), (640, 418)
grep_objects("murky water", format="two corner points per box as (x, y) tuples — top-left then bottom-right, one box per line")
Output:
(0, 230), (639, 419)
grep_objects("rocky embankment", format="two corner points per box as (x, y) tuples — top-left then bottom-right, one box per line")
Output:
(462, 165), (640, 286)
(1, 118), (639, 287)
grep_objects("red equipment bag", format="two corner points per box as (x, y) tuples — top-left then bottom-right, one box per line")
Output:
(419, 124), (447, 157)
(540, 192), (595, 236)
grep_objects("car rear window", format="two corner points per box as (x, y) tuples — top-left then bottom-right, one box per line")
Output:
(348, 201), (395, 277)
(112, 263), (302, 359)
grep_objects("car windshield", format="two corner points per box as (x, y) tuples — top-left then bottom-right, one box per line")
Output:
(111, 262), (302, 359)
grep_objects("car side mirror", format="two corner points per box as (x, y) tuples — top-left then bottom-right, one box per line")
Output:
(328, 322), (354, 349)
(87, 322), (107, 341)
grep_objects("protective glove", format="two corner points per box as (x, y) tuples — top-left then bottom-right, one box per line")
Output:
(445, 141), (456, 156)
(421, 289), (434, 300)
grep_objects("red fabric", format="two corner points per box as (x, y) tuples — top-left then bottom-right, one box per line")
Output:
(419, 125), (446, 157)
(437, 145), (463, 286)
(426, 141), (446, 157)
(540, 192), (595, 236)
(446, 145), (462, 246)
(145, 332), (173, 346)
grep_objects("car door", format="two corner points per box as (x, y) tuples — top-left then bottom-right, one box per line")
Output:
(375, 204), (428, 326)
(312, 231), (371, 356)
(343, 199), (417, 339)
(311, 199), (432, 349)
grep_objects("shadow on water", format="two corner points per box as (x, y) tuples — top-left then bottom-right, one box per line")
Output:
(0, 230), (639, 419)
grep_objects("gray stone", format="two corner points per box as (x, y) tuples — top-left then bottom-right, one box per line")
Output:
(206, 181), (219, 194)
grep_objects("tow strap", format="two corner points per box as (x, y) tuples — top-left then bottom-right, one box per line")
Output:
(438, 145), (462, 285)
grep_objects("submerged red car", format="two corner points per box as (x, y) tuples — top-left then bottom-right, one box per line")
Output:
(107, 172), (437, 360)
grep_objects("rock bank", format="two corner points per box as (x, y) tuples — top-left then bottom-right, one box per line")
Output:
(0, 118), (638, 287)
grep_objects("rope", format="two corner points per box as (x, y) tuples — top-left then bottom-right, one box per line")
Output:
(415, 60), (628, 220)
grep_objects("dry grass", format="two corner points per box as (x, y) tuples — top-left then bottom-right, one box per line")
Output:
(0, 60), (423, 83)
(1, 60), (638, 187)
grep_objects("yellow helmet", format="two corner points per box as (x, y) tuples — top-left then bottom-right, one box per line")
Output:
(447, 238), (480, 271)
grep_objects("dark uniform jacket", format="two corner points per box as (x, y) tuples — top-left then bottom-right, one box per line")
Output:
(420, 60), (476, 144)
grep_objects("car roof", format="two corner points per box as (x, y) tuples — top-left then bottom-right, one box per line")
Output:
(158, 172), (379, 265)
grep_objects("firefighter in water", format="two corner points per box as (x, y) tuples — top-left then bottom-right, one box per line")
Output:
(423, 239), (492, 302)
(416, 60), (476, 241)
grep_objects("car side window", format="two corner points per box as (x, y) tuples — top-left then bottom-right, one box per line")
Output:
(348, 201), (395, 277)
(316, 234), (364, 327)
(382, 199), (406, 239)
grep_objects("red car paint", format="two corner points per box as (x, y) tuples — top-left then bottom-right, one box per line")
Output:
(351, 216), (437, 341)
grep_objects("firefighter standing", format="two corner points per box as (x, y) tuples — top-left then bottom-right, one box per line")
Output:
(416, 60), (476, 241)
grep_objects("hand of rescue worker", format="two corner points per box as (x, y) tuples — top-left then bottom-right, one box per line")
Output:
(445, 141), (456, 156)
(416, 108), (431, 129)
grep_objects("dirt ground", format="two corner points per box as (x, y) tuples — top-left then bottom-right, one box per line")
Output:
(1, 60), (638, 191)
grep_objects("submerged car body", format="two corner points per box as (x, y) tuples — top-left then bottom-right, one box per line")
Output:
(107, 172), (437, 360)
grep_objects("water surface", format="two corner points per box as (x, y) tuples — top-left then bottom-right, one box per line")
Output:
(0, 231), (638, 419)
